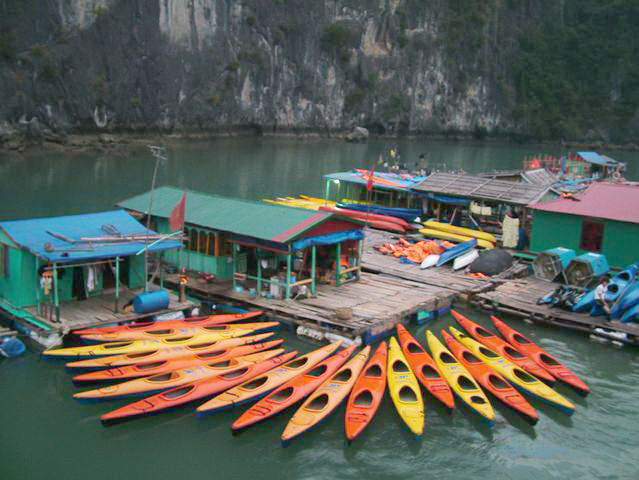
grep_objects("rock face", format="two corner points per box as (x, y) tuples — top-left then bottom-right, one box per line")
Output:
(0, 0), (637, 145)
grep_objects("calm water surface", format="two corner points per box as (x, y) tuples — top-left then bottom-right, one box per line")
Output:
(1, 139), (638, 480)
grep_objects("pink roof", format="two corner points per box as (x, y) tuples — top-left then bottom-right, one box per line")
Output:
(531, 183), (639, 224)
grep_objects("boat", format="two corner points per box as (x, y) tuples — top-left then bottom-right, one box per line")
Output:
(452, 249), (479, 270)
(65, 333), (275, 370)
(420, 229), (494, 249)
(232, 345), (356, 431)
(72, 338), (284, 382)
(317, 205), (410, 228)
(396, 324), (454, 410)
(387, 337), (424, 436)
(436, 239), (479, 267)
(621, 302), (639, 322)
(449, 327), (575, 414)
(195, 341), (341, 414)
(491, 316), (590, 395)
(280, 346), (371, 444)
(344, 341), (388, 441)
(74, 348), (284, 400)
(425, 330), (494, 424)
(451, 310), (556, 384)
(337, 203), (421, 223)
(441, 331), (538, 424)
(611, 281), (639, 318)
(71, 311), (264, 335)
(591, 264), (639, 316)
(100, 351), (298, 423)
(423, 220), (497, 244)
(420, 254), (440, 269)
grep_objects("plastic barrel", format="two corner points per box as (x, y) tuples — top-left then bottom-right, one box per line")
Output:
(133, 290), (170, 314)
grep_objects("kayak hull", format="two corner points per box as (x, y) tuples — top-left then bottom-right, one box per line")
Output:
(423, 220), (497, 244)
(387, 337), (424, 436)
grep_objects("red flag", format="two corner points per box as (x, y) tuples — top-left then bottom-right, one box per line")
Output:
(366, 165), (375, 192)
(169, 193), (187, 231)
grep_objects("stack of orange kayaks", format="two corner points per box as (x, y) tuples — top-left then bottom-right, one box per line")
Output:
(318, 206), (409, 233)
(451, 310), (556, 385)
(344, 341), (387, 441)
(491, 316), (590, 395)
(100, 351), (297, 423)
(231, 345), (356, 431)
(396, 324), (454, 411)
(442, 330), (539, 424)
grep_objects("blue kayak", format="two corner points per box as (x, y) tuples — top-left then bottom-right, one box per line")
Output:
(590, 264), (638, 316)
(611, 281), (639, 318)
(621, 302), (639, 323)
(436, 239), (477, 267)
(337, 203), (421, 222)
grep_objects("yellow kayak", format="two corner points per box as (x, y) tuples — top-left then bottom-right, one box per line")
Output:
(419, 228), (494, 249)
(387, 337), (424, 436)
(424, 220), (497, 244)
(449, 327), (575, 415)
(425, 330), (495, 424)
(262, 199), (317, 210)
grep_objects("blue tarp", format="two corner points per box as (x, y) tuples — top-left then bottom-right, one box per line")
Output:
(291, 230), (364, 251)
(0, 210), (182, 263)
(577, 151), (618, 167)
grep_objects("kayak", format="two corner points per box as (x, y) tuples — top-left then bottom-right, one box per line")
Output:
(337, 203), (421, 223)
(442, 330), (538, 424)
(72, 338), (284, 382)
(387, 337), (424, 436)
(281, 346), (371, 443)
(612, 281), (639, 318)
(425, 330), (494, 424)
(232, 345), (356, 431)
(621, 302), (639, 322)
(344, 341), (388, 441)
(43, 330), (256, 358)
(449, 327), (575, 414)
(317, 205), (410, 228)
(195, 341), (341, 414)
(396, 324), (454, 410)
(79, 322), (279, 342)
(423, 220), (497, 244)
(100, 351), (297, 423)
(451, 310), (556, 384)
(452, 249), (479, 270)
(71, 311), (264, 335)
(575, 264), (638, 313)
(420, 254), (440, 269)
(420, 229), (494, 250)
(73, 348), (284, 400)
(491, 316), (590, 395)
(436, 239), (479, 267)
(65, 333), (275, 369)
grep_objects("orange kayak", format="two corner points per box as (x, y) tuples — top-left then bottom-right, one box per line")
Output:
(491, 316), (590, 395)
(65, 333), (274, 370)
(100, 351), (297, 423)
(231, 345), (356, 431)
(344, 342), (387, 441)
(72, 311), (264, 335)
(396, 324), (455, 410)
(72, 339), (284, 382)
(79, 322), (279, 342)
(451, 310), (556, 385)
(74, 348), (284, 400)
(442, 330), (538, 424)
(281, 346), (371, 444)
(195, 341), (341, 414)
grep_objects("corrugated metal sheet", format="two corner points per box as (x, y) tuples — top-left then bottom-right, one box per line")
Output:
(324, 170), (425, 192)
(521, 168), (558, 186)
(0, 210), (182, 263)
(576, 151), (619, 167)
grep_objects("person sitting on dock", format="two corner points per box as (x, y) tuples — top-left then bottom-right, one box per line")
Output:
(594, 275), (612, 320)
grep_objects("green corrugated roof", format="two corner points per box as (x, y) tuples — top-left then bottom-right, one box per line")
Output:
(117, 186), (356, 243)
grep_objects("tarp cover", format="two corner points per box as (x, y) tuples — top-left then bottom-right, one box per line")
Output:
(291, 230), (364, 251)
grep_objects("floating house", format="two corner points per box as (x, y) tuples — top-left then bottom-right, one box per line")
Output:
(530, 183), (639, 268)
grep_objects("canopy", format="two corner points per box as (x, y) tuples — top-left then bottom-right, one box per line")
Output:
(291, 230), (365, 251)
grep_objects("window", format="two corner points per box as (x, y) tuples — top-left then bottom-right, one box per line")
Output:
(580, 219), (604, 252)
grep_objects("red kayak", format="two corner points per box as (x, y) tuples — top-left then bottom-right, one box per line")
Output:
(100, 351), (297, 423)
(231, 345), (356, 431)
(72, 311), (264, 335)
(396, 324), (455, 410)
(442, 331), (538, 424)
(317, 205), (410, 228)
(491, 316), (590, 395)
(344, 341), (388, 441)
(451, 310), (556, 385)
(318, 206), (406, 233)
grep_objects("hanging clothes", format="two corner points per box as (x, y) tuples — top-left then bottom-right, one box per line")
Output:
(501, 214), (520, 249)
(85, 265), (97, 292)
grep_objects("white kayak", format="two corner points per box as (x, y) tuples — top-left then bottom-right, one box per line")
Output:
(452, 249), (479, 271)
(420, 254), (440, 269)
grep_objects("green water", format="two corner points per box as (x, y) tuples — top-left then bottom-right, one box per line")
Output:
(1, 139), (639, 480)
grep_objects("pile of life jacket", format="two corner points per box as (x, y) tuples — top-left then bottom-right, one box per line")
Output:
(377, 237), (455, 264)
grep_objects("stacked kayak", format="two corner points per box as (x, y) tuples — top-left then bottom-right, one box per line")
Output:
(318, 205), (409, 233)
(337, 203), (421, 223)
(420, 221), (495, 250)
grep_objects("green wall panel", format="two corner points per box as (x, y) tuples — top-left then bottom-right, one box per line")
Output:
(601, 221), (639, 268)
(531, 212), (582, 253)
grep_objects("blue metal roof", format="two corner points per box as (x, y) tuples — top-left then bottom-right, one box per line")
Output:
(0, 210), (182, 263)
(576, 151), (618, 167)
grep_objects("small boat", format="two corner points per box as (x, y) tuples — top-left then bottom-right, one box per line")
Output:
(71, 311), (264, 335)
(420, 254), (440, 269)
(491, 316), (590, 395)
(423, 220), (497, 244)
(425, 330), (495, 425)
(387, 337), (424, 436)
(621, 302), (639, 322)
(591, 264), (638, 316)
(317, 205), (410, 229)
(449, 327), (575, 414)
(232, 345), (356, 431)
(79, 322), (279, 342)
(72, 339), (283, 382)
(65, 333), (274, 369)
(436, 239), (479, 267)
(195, 341), (341, 414)
(337, 203), (421, 222)
(74, 349), (284, 400)
(100, 351), (298, 423)
(612, 281), (639, 318)
(344, 342), (388, 441)
(451, 310), (556, 384)
(442, 331), (538, 424)
(280, 346), (371, 444)
(420, 229), (494, 250)
(452, 249), (479, 270)
(396, 324), (454, 410)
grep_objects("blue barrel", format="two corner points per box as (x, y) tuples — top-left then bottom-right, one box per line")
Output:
(0, 336), (26, 358)
(133, 290), (170, 314)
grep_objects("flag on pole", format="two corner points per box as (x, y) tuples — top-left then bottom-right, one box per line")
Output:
(366, 165), (375, 192)
(169, 193), (187, 231)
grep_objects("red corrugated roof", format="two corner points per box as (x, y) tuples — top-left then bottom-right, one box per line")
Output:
(531, 183), (639, 224)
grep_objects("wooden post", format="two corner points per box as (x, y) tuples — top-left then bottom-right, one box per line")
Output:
(335, 243), (341, 287)
(324, 179), (330, 203)
(35, 259), (41, 315)
(285, 253), (292, 299)
(257, 250), (262, 297)
(311, 245), (317, 295)
(159, 252), (164, 288)
(53, 263), (60, 323)
(232, 244), (238, 290)
(356, 239), (362, 281)
(114, 256), (120, 313)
